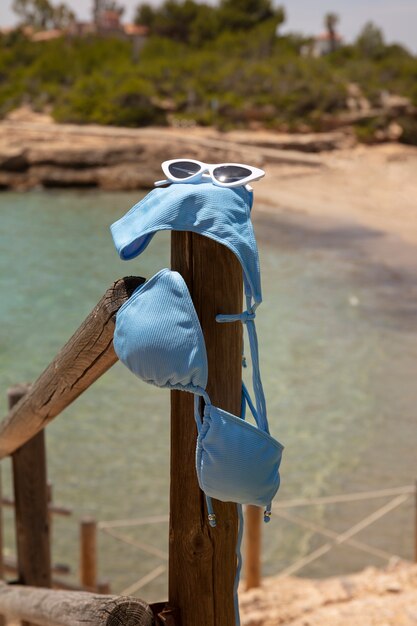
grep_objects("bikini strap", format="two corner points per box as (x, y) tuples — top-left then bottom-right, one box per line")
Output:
(216, 296), (269, 434)
(216, 294), (273, 523)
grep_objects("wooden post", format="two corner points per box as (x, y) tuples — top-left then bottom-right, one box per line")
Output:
(47, 482), (53, 538)
(0, 460), (4, 626)
(10, 384), (51, 626)
(0, 465), (4, 581)
(169, 231), (242, 626)
(245, 505), (262, 589)
(414, 480), (417, 563)
(80, 518), (97, 590)
(97, 580), (111, 595)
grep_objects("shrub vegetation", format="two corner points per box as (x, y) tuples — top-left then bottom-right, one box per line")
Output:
(0, 0), (416, 142)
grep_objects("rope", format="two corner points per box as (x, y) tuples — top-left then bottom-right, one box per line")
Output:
(98, 515), (169, 530)
(277, 493), (410, 577)
(97, 486), (415, 532)
(96, 486), (415, 531)
(275, 508), (395, 561)
(101, 527), (168, 561)
(276, 485), (414, 509)
(120, 565), (166, 596)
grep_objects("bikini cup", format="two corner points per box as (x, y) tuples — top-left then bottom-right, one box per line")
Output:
(114, 268), (208, 394)
(113, 268), (283, 511)
(195, 389), (283, 508)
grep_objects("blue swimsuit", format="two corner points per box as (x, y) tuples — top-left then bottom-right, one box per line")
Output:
(110, 182), (284, 625)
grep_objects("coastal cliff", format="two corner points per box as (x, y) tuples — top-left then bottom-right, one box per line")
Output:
(0, 109), (347, 191)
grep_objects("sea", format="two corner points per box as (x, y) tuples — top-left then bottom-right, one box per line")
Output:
(0, 189), (416, 602)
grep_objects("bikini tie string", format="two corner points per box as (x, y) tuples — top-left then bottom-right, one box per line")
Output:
(264, 503), (272, 523)
(217, 299), (272, 524)
(216, 309), (256, 324)
(206, 495), (217, 527)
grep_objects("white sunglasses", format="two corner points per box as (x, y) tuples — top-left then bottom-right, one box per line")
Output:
(154, 159), (265, 189)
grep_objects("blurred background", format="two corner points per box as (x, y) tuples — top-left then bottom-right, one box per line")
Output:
(0, 0), (416, 620)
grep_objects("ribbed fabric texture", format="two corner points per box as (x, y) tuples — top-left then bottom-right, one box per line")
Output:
(114, 269), (208, 393)
(196, 403), (283, 506)
(110, 182), (262, 305)
(114, 267), (284, 508)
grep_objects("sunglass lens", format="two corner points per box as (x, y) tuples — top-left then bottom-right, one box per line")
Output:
(213, 165), (252, 184)
(168, 161), (201, 179)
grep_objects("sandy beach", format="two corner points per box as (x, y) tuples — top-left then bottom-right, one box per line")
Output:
(256, 142), (417, 267)
(239, 560), (417, 626)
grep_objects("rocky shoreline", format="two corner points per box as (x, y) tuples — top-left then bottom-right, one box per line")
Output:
(0, 110), (350, 192)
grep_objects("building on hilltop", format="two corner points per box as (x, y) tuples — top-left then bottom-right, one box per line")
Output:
(2, 8), (148, 50)
(68, 10), (148, 42)
(301, 32), (343, 57)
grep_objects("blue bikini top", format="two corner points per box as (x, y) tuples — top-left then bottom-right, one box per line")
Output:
(113, 268), (283, 518)
(111, 183), (284, 626)
(110, 182), (262, 307)
(114, 268), (208, 394)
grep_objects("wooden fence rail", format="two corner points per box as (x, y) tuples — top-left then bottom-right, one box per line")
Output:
(1, 496), (72, 517)
(0, 583), (153, 626)
(0, 276), (145, 459)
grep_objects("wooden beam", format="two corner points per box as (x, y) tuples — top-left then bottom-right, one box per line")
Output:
(414, 480), (417, 563)
(10, 385), (51, 626)
(1, 495), (72, 517)
(80, 518), (97, 591)
(0, 276), (145, 459)
(0, 459), (4, 626)
(0, 583), (154, 626)
(169, 231), (242, 625)
(10, 388), (52, 594)
(245, 505), (262, 590)
(0, 466), (3, 582)
(3, 557), (70, 576)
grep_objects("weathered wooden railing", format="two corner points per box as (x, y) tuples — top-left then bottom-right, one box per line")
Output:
(0, 584), (154, 626)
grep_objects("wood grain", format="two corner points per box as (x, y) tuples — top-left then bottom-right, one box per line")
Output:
(80, 518), (97, 591)
(245, 505), (262, 590)
(9, 386), (51, 626)
(169, 231), (242, 626)
(0, 583), (154, 626)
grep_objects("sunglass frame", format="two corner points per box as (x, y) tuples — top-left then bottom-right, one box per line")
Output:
(161, 159), (265, 188)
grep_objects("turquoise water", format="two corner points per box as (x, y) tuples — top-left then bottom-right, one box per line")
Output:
(0, 190), (416, 601)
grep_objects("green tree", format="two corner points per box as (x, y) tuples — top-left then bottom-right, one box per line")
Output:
(135, 0), (215, 44)
(52, 3), (75, 28)
(324, 12), (339, 52)
(188, 4), (219, 45)
(134, 0), (284, 42)
(13, 0), (54, 28)
(134, 3), (155, 27)
(356, 22), (385, 58)
(13, 0), (75, 29)
(218, 0), (283, 31)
